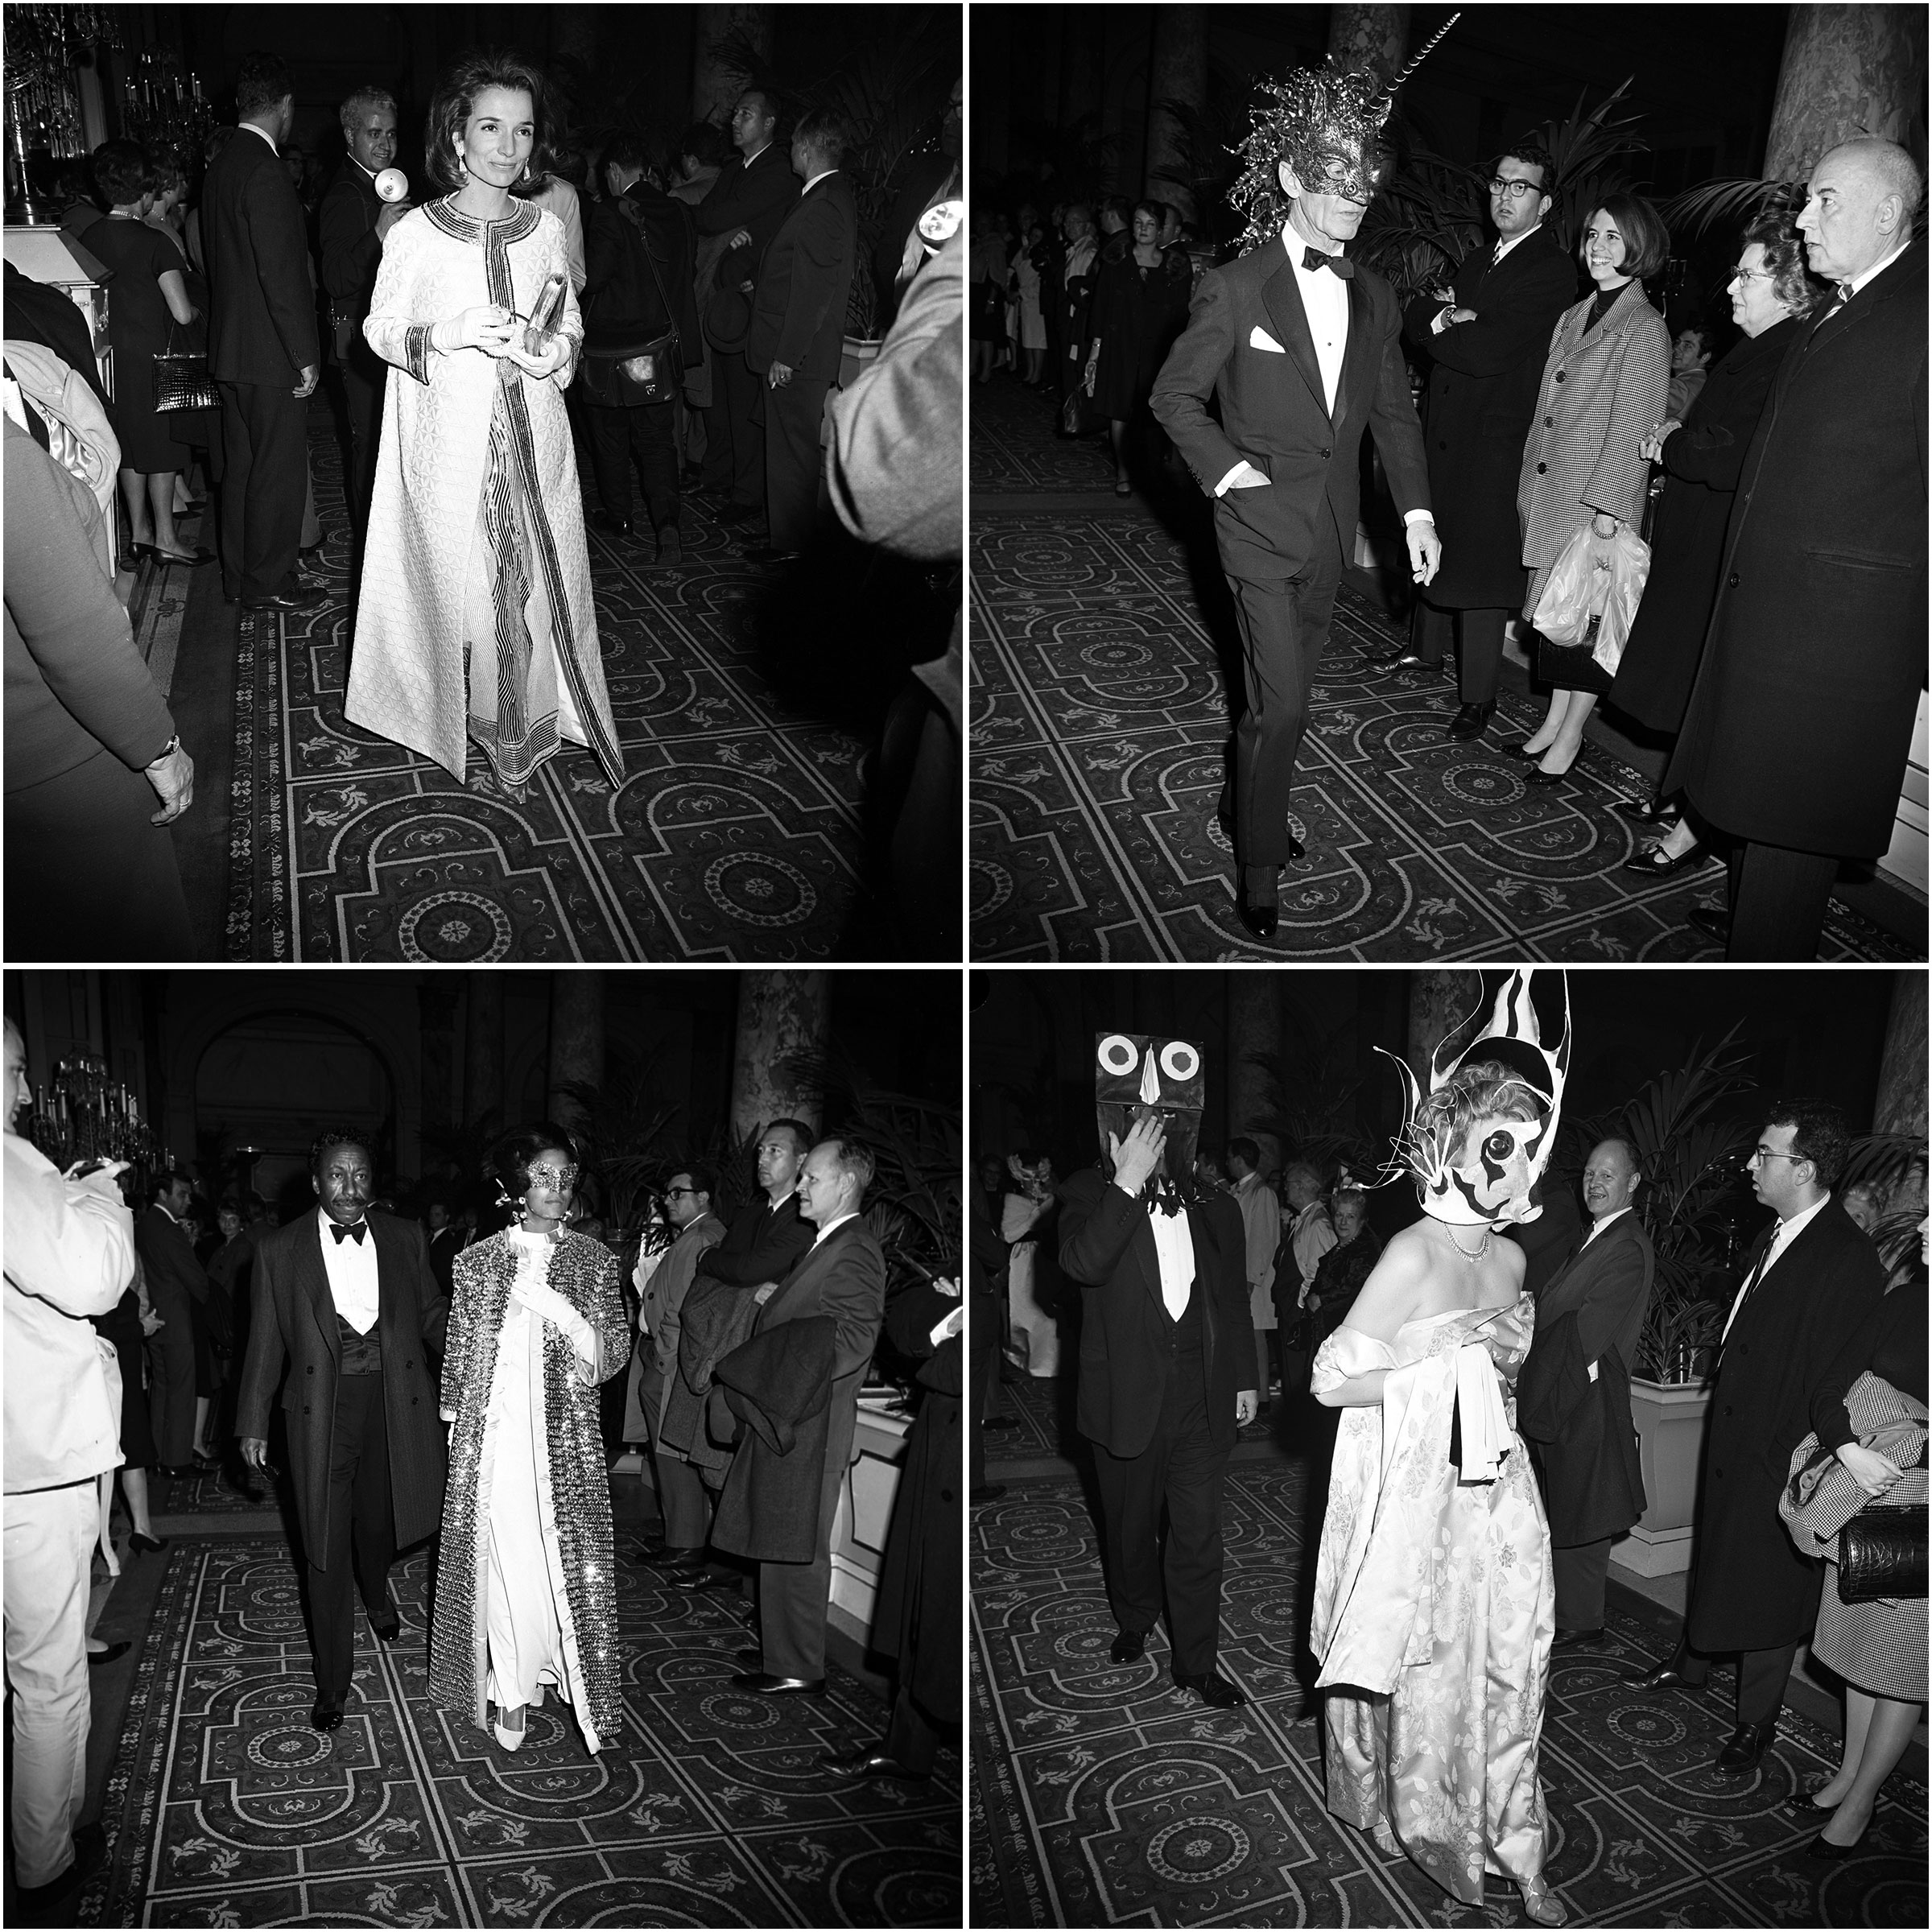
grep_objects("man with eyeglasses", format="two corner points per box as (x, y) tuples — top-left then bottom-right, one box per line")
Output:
(1665, 137), (1926, 959)
(1389, 142), (1577, 740)
(1629, 1100), (1885, 1772)
(627, 1165), (725, 1579)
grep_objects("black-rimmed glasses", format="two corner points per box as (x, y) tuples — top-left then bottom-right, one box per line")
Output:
(1488, 178), (1542, 200)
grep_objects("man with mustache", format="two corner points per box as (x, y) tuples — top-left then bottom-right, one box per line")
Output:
(235, 1129), (448, 1732)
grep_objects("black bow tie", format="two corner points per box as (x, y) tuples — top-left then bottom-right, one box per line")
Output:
(329, 1220), (367, 1245)
(1302, 246), (1354, 279)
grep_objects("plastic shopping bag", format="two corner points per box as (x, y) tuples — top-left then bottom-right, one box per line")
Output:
(1591, 524), (1651, 675)
(1530, 526), (1601, 646)
(1530, 522), (1651, 671)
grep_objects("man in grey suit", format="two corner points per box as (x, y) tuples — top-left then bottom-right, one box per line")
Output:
(729, 1137), (886, 1695)
(1517, 1138), (1655, 1646)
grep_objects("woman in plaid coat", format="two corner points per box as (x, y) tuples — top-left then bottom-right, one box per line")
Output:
(1514, 195), (1671, 784)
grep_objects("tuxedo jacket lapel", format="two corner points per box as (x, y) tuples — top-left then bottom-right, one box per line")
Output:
(1260, 242), (1329, 423)
(1333, 274), (1373, 434)
(302, 1216), (342, 1367)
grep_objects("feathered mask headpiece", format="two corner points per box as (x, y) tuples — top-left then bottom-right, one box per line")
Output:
(1229, 12), (1459, 251)
(1372, 969), (1571, 1228)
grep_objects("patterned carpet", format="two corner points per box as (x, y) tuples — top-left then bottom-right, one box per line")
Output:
(971, 1463), (1928, 1928)
(83, 1538), (959, 1927)
(968, 381), (1919, 964)
(222, 404), (880, 961)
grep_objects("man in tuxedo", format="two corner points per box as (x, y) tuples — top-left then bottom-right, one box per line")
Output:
(696, 89), (801, 527)
(1151, 63), (1438, 941)
(726, 1138), (886, 1695)
(1059, 1035), (1254, 1707)
(743, 110), (859, 564)
(1629, 1102), (1885, 1769)
(203, 51), (323, 614)
(318, 85), (411, 545)
(1517, 1137), (1655, 1647)
(1389, 142), (1577, 737)
(1667, 138), (1926, 960)
(135, 1170), (212, 1476)
(235, 1129), (448, 1733)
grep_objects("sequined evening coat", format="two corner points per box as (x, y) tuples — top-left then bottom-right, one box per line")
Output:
(429, 1227), (630, 1750)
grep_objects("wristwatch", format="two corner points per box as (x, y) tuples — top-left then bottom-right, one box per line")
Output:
(146, 734), (183, 768)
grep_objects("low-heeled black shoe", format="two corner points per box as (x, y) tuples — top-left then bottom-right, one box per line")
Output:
(1714, 1721), (1774, 1772)
(1174, 1669), (1247, 1709)
(820, 1748), (931, 1781)
(1610, 798), (1674, 826)
(1447, 701), (1494, 741)
(1525, 759), (1578, 788)
(1110, 1628), (1147, 1665)
(369, 1617), (401, 1645)
(310, 1698), (345, 1732)
(1806, 1823), (1869, 1860)
(1623, 838), (1711, 877)
(1624, 1662), (1694, 1694)
(1686, 906), (1730, 947)
(1376, 648), (1429, 671)
(1789, 1788), (1840, 1814)
(1236, 895), (1279, 941)
(128, 1532), (169, 1554)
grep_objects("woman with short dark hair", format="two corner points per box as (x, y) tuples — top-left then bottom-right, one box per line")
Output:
(1085, 197), (1192, 495)
(1513, 192), (1671, 786)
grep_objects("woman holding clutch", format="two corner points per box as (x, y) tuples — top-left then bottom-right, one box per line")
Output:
(347, 51), (621, 798)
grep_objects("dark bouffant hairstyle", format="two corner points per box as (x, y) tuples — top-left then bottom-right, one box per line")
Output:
(423, 49), (558, 199)
(1761, 1099), (1852, 1190)
(678, 119), (732, 171)
(1581, 191), (1670, 283)
(90, 139), (150, 207)
(489, 1122), (582, 1199)
(793, 109), (848, 168)
(1491, 138), (1558, 201)
(310, 1126), (374, 1173)
(233, 52), (295, 120)
(1741, 203), (1829, 319)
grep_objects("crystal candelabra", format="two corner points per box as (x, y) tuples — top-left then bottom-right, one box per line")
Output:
(3, 3), (125, 222)
(24, 1052), (163, 1179)
(120, 43), (212, 177)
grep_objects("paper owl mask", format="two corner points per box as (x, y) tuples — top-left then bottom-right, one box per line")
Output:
(1094, 1031), (1205, 1208)
(1378, 969), (1571, 1228)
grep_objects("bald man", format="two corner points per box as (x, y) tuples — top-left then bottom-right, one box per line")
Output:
(1667, 138), (1926, 960)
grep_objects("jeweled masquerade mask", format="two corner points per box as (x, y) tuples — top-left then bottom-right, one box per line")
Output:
(1095, 1032), (1205, 1213)
(1229, 11), (1459, 250)
(1375, 969), (1571, 1228)
(527, 1161), (580, 1194)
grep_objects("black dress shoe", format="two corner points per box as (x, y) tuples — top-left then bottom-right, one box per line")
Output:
(1806, 1823), (1870, 1860)
(311, 1697), (345, 1732)
(1375, 647), (1429, 670)
(148, 546), (216, 567)
(820, 1748), (931, 1781)
(1174, 1669), (1247, 1708)
(1715, 1721), (1773, 1772)
(1109, 1628), (1147, 1665)
(128, 1531), (169, 1554)
(1610, 798), (1674, 826)
(729, 1671), (826, 1695)
(591, 510), (633, 537)
(88, 1641), (131, 1667)
(369, 1616), (401, 1644)
(1686, 906), (1730, 946)
(1448, 701), (1494, 741)
(1550, 1626), (1604, 1651)
(661, 1558), (709, 1585)
(242, 587), (328, 613)
(982, 1414), (1022, 1431)
(1236, 894), (1279, 941)
(1625, 1662), (1693, 1694)
(1623, 837), (1711, 877)
(969, 1484), (1009, 1502)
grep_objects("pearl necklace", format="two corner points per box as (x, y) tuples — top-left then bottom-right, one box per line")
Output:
(1443, 1222), (1492, 1262)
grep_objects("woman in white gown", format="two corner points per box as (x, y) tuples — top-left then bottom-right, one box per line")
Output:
(1310, 974), (1571, 1926)
(430, 1125), (629, 1753)
(348, 52), (622, 798)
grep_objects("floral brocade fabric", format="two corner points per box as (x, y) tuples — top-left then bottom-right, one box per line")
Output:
(430, 1229), (630, 1750)
(1308, 1295), (1554, 1905)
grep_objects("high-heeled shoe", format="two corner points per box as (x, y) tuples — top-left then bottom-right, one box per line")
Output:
(1806, 1818), (1871, 1860)
(140, 543), (215, 567)
(1519, 1877), (1569, 1926)
(1512, 741), (1554, 762)
(1789, 1786), (1841, 1814)
(493, 1703), (526, 1751)
(1525, 753), (1580, 788)
(1610, 798), (1674, 826)
(1621, 836), (1711, 877)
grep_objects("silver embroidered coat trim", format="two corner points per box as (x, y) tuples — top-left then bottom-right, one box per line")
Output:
(429, 1228), (630, 1749)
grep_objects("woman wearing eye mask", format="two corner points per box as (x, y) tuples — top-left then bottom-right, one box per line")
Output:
(430, 1123), (630, 1756)
(1309, 1058), (1564, 1925)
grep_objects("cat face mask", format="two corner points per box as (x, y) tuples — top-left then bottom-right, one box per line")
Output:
(1095, 1032), (1204, 1209)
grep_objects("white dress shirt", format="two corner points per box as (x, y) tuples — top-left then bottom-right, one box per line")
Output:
(1845, 238), (1909, 300)
(318, 1208), (380, 1335)
(801, 167), (838, 197)
(1721, 1194), (1830, 1341)
(1146, 1200), (1195, 1320)
(810, 1208), (859, 1250)
(1580, 1203), (1634, 1245)
(240, 120), (279, 155)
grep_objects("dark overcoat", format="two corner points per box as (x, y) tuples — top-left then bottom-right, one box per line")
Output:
(1402, 223), (1576, 609)
(869, 1282), (960, 1721)
(1665, 240), (1926, 857)
(1057, 1171), (1250, 1459)
(1150, 233), (1431, 587)
(233, 1209), (449, 1565)
(202, 122), (319, 384)
(712, 1315), (839, 1561)
(1088, 249), (1191, 421)
(1686, 1199), (1886, 1652)
(1608, 316), (1800, 733)
(1508, 1182), (1583, 1303)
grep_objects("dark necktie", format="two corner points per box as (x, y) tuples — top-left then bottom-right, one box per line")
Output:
(1302, 246), (1354, 279)
(329, 1220), (367, 1245)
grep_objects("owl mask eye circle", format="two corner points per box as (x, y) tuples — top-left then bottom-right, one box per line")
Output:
(1483, 1130), (1515, 1162)
(1097, 1034), (1139, 1075)
(1159, 1041), (1199, 1082)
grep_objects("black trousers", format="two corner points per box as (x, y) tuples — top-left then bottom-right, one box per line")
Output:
(1725, 841), (1839, 961)
(1552, 1537), (1612, 1630)
(217, 378), (308, 600)
(1224, 518), (1346, 870)
(763, 373), (832, 554)
(1412, 599), (1509, 705)
(587, 396), (681, 533)
(1090, 1347), (1228, 1678)
(884, 1682), (947, 1775)
(714, 349), (765, 508)
(1664, 1634), (1799, 1730)
(307, 1372), (395, 1703)
(336, 331), (386, 537)
(969, 1291), (997, 1492)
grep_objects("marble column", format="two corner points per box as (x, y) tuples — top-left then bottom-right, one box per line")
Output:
(547, 972), (606, 1136)
(730, 972), (830, 1140)
(1144, 5), (1208, 219)
(1764, 4), (1926, 180)
(1874, 969), (1927, 1137)
(1226, 973), (1282, 1174)
(1406, 970), (1480, 1085)
(693, 4), (772, 122)
(1327, 4), (1411, 82)
(464, 974), (503, 1133)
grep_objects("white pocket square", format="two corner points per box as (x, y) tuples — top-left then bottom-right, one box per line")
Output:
(1249, 325), (1286, 353)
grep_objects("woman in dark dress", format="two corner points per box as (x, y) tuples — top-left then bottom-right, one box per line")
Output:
(1307, 1188), (1382, 1350)
(1055, 204), (1100, 434)
(79, 140), (212, 568)
(1608, 209), (1823, 873)
(1084, 200), (1192, 494)
(92, 1282), (168, 1554)
(1795, 1230), (1927, 1858)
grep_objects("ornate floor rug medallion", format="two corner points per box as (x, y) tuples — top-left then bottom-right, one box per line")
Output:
(85, 1540), (958, 1926)
(972, 1464), (1928, 1928)
(969, 382), (1917, 963)
(226, 412), (869, 960)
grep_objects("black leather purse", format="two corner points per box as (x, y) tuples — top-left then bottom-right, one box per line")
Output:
(580, 198), (682, 407)
(1838, 1502), (1929, 1603)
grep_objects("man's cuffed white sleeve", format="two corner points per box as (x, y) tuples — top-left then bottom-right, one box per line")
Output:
(1402, 508), (1435, 526)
